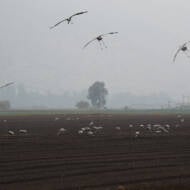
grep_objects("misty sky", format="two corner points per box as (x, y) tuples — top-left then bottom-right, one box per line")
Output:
(1, 0), (190, 98)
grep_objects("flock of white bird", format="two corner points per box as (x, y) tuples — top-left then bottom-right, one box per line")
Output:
(5, 114), (185, 137)
(55, 114), (185, 137)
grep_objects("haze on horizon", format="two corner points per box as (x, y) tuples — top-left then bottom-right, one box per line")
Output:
(0, 0), (190, 99)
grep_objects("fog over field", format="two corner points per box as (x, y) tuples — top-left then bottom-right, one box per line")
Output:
(0, 0), (190, 102)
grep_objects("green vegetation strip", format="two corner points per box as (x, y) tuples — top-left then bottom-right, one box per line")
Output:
(0, 108), (190, 116)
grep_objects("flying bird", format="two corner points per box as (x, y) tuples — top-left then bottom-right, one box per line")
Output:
(50, 11), (88, 29)
(0, 82), (14, 89)
(83, 32), (118, 49)
(173, 41), (190, 62)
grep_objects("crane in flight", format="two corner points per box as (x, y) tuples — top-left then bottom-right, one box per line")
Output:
(173, 41), (190, 62)
(50, 11), (88, 29)
(83, 32), (118, 50)
(0, 82), (14, 89)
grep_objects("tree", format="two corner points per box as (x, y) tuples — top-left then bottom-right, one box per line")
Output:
(76, 100), (90, 109)
(0, 101), (10, 110)
(87, 81), (108, 108)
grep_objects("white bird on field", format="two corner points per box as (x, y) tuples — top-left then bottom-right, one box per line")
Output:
(153, 124), (162, 129)
(78, 130), (83, 134)
(54, 117), (60, 121)
(165, 124), (170, 129)
(19, 129), (28, 134)
(115, 126), (121, 130)
(153, 124), (169, 133)
(93, 126), (103, 130)
(50, 11), (88, 29)
(83, 32), (118, 49)
(158, 126), (168, 133)
(173, 41), (190, 62)
(8, 130), (15, 135)
(147, 124), (152, 130)
(89, 121), (94, 126)
(135, 131), (140, 137)
(57, 128), (66, 136)
(129, 124), (133, 128)
(177, 114), (182, 118)
(87, 131), (94, 136)
(81, 127), (91, 132)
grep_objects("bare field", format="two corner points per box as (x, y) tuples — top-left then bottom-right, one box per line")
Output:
(1, 113), (190, 190)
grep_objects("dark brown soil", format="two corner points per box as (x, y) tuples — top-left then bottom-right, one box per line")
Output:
(1, 113), (190, 190)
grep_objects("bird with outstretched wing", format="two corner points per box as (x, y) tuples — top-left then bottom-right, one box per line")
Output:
(83, 32), (118, 49)
(0, 82), (14, 89)
(173, 41), (190, 62)
(50, 11), (88, 29)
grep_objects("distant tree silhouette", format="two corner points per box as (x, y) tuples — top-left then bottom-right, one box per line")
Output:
(87, 81), (108, 108)
(76, 100), (90, 109)
(0, 101), (10, 110)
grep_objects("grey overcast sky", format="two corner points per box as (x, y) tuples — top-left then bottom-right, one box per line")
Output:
(0, 0), (190, 97)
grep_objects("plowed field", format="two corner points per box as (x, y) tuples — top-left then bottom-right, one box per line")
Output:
(1, 113), (190, 190)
